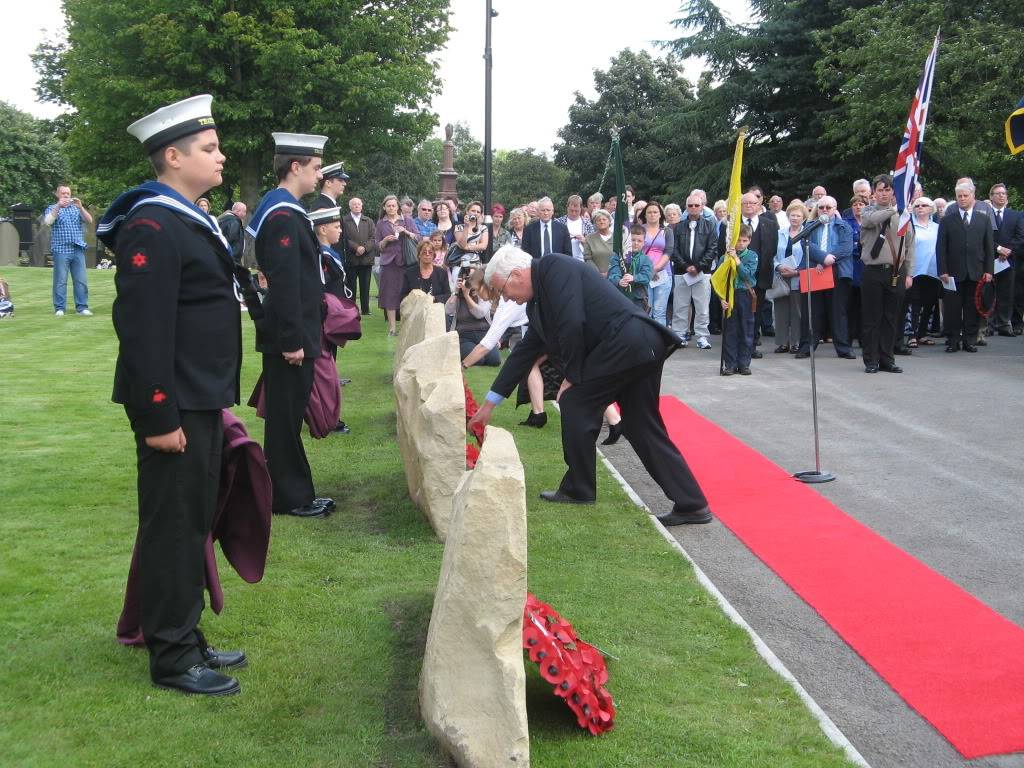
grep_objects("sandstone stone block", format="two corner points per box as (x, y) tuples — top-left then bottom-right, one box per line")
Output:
(394, 331), (466, 540)
(420, 426), (529, 767)
(394, 289), (446, 373)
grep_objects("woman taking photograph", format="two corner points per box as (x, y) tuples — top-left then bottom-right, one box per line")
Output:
(374, 194), (420, 335)
(454, 200), (489, 263)
(773, 200), (807, 353)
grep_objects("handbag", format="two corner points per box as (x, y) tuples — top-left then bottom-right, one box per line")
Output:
(323, 292), (362, 343)
(766, 272), (790, 301)
(401, 232), (418, 268)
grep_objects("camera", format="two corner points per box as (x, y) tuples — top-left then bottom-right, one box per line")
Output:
(458, 253), (480, 280)
(467, 214), (478, 223)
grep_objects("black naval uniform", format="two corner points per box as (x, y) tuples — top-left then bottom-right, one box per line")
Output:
(309, 193), (346, 262)
(255, 204), (323, 512)
(111, 203), (241, 680)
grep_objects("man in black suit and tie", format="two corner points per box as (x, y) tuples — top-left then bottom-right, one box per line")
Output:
(937, 181), (994, 352)
(520, 197), (572, 259)
(987, 183), (1024, 336)
(738, 192), (779, 355)
(467, 247), (712, 527)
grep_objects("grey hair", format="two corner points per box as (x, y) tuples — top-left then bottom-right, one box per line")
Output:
(591, 209), (612, 224)
(914, 196), (935, 212)
(537, 196), (553, 207)
(485, 245), (532, 284)
(852, 178), (870, 192)
(955, 181), (976, 195)
(664, 203), (682, 216)
(587, 192), (603, 205)
(819, 195), (838, 210)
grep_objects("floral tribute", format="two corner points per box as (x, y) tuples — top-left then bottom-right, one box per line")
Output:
(464, 380), (484, 469)
(523, 593), (616, 735)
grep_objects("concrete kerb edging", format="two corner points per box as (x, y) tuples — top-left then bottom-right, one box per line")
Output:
(595, 447), (871, 768)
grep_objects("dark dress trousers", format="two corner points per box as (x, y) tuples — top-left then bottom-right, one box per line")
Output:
(111, 204), (241, 679)
(490, 255), (708, 512)
(937, 209), (994, 344)
(742, 215), (779, 336)
(342, 213), (377, 314)
(990, 208), (1024, 331)
(256, 207), (323, 512)
(520, 218), (572, 259)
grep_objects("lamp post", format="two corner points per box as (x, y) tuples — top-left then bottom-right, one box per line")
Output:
(482, 1), (497, 250)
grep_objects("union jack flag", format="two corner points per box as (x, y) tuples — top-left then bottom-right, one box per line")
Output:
(893, 31), (941, 236)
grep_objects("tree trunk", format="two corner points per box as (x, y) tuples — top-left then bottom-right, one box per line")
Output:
(239, 156), (261, 212)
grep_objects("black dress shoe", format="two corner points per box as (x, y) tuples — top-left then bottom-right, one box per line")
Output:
(751, 350), (763, 359)
(538, 490), (595, 505)
(315, 497), (335, 510)
(1014, 327), (1024, 336)
(962, 343), (978, 353)
(600, 422), (623, 446)
(945, 343), (958, 353)
(738, 367), (752, 375)
(837, 351), (857, 359)
(894, 345), (912, 355)
(277, 503), (329, 518)
(657, 506), (713, 526)
(338, 377), (352, 386)
(794, 350), (810, 359)
(976, 338), (987, 346)
(879, 363), (903, 373)
(709, 326), (721, 335)
(519, 410), (547, 428)
(774, 345), (789, 353)
(202, 646), (248, 670)
(153, 664), (240, 696)
(864, 365), (879, 373)
(720, 368), (736, 376)
(998, 329), (1015, 337)
(333, 421), (351, 434)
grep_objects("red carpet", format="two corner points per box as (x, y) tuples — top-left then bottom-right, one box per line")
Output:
(660, 395), (1024, 759)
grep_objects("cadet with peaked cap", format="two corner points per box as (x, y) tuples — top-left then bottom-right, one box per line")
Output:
(97, 95), (246, 696)
(309, 161), (350, 212)
(246, 132), (335, 517)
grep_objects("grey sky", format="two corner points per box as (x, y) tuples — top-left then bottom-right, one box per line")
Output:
(1, 0), (752, 155)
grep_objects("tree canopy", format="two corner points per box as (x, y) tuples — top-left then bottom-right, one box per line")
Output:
(33, 0), (451, 208)
(0, 102), (69, 213)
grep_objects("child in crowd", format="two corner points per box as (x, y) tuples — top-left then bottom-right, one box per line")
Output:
(608, 224), (653, 312)
(720, 224), (759, 375)
(429, 229), (447, 267)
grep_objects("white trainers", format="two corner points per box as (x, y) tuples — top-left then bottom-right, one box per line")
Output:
(55, 310), (65, 317)
(77, 309), (94, 316)
(697, 337), (712, 350)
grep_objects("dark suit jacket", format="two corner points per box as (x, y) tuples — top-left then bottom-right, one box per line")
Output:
(217, 211), (245, 262)
(672, 217), (718, 273)
(747, 215), (780, 289)
(342, 213), (378, 267)
(936, 208), (995, 282)
(521, 218), (572, 259)
(490, 255), (683, 396)
(993, 208), (1024, 260)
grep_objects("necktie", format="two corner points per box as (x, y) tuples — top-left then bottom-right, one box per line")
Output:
(996, 210), (1003, 228)
(962, 211), (969, 226)
(820, 223), (828, 250)
(542, 223), (551, 256)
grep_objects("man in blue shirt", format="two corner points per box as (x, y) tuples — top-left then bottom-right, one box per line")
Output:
(44, 185), (93, 316)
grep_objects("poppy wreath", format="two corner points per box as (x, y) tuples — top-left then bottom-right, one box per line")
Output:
(464, 380), (484, 469)
(523, 593), (616, 735)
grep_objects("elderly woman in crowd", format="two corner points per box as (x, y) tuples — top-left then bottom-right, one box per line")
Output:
(773, 200), (808, 353)
(402, 238), (451, 304)
(507, 206), (528, 247)
(375, 194), (421, 335)
(490, 204), (513, 251)
(907, 196), (941, 348)
(433, 200), (455, 244)
(638, 201), (674, 326)
(713, 200), (728, 236)
(582, 208), (615, 275)
(842, 193), (867, 347)
(555, 194), (595, 261)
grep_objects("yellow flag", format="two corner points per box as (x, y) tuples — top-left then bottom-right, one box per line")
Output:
(711, 127), (748, 317)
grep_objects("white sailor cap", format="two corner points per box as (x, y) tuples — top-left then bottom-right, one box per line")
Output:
(272, 132), (328, 157)
(321, 162), (350, 181)
(128, 95), (217, 154)
(308, 207), (342, 225)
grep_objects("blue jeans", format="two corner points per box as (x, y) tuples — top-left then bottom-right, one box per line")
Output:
(53, 247), (89, 311)
(649, 277), (672, 326)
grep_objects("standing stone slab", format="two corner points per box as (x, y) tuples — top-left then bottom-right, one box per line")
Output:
(394, 331), (466, 540)
(394, 289), (446, 374)
(420, 427), (529, 767)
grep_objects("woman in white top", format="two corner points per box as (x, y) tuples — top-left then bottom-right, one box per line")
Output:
(908, 197), (941, 347)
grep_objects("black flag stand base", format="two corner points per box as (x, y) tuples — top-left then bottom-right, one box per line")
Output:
(794, 469), (836, 484)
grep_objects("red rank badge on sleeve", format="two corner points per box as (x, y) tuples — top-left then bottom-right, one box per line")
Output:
(130, 250), (149, 271)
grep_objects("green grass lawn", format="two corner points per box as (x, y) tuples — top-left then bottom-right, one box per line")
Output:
(0, 267), (854, 767)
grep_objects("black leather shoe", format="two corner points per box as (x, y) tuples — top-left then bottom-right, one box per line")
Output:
(657, 506), (713, 526)
(751, 350), (763, 359)
(1014, 327), (1024, 336)
(315, 497), (335, 510)
(338, 377), (352, 386)
(794, 350), (810, 359)
(519, 410), (547, 428)
(774, 345), (789, 353)
(600, 422), (623, 446)
(894, 345), (912, 356)
(153, 664), (240, 696)
(879, 363), (903, 373)
(837, 351), (857, 359)
(962, 343), (978, 353)
(945, 343), (958, 353)
(975, 338), (987, 347)
(738, 367), (752, 375)
(277, 503), (329, 518)
(998, 329), (1015, 337)
(864, 365), (879, 373)
(333, 421), (351, 434)
(539, 490), (594, 505)
(202, 646), (248, 670)
(720, 368), (736, 376)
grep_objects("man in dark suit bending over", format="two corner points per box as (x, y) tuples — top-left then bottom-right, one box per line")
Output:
(467, 246), (712, 526)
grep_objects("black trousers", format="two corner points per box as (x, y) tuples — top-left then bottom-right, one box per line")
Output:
(797, 282), (853, 355)
(860, 264), (903, 367)
(943, 278), (979, 344)
(134, 409), (222, 679)
(909, 275), (942, 340)
(1013, 259), (1024, 330)
(990, 265), (1015, 331)
(847, 284), (862, 344)
(346, 264), (373, 314)
(556, 332), (708, 514)
(262, 352), (316, 512)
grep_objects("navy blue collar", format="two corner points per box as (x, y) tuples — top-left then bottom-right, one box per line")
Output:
(97, 181), (228, 252)
(246, 187), (309, 239)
